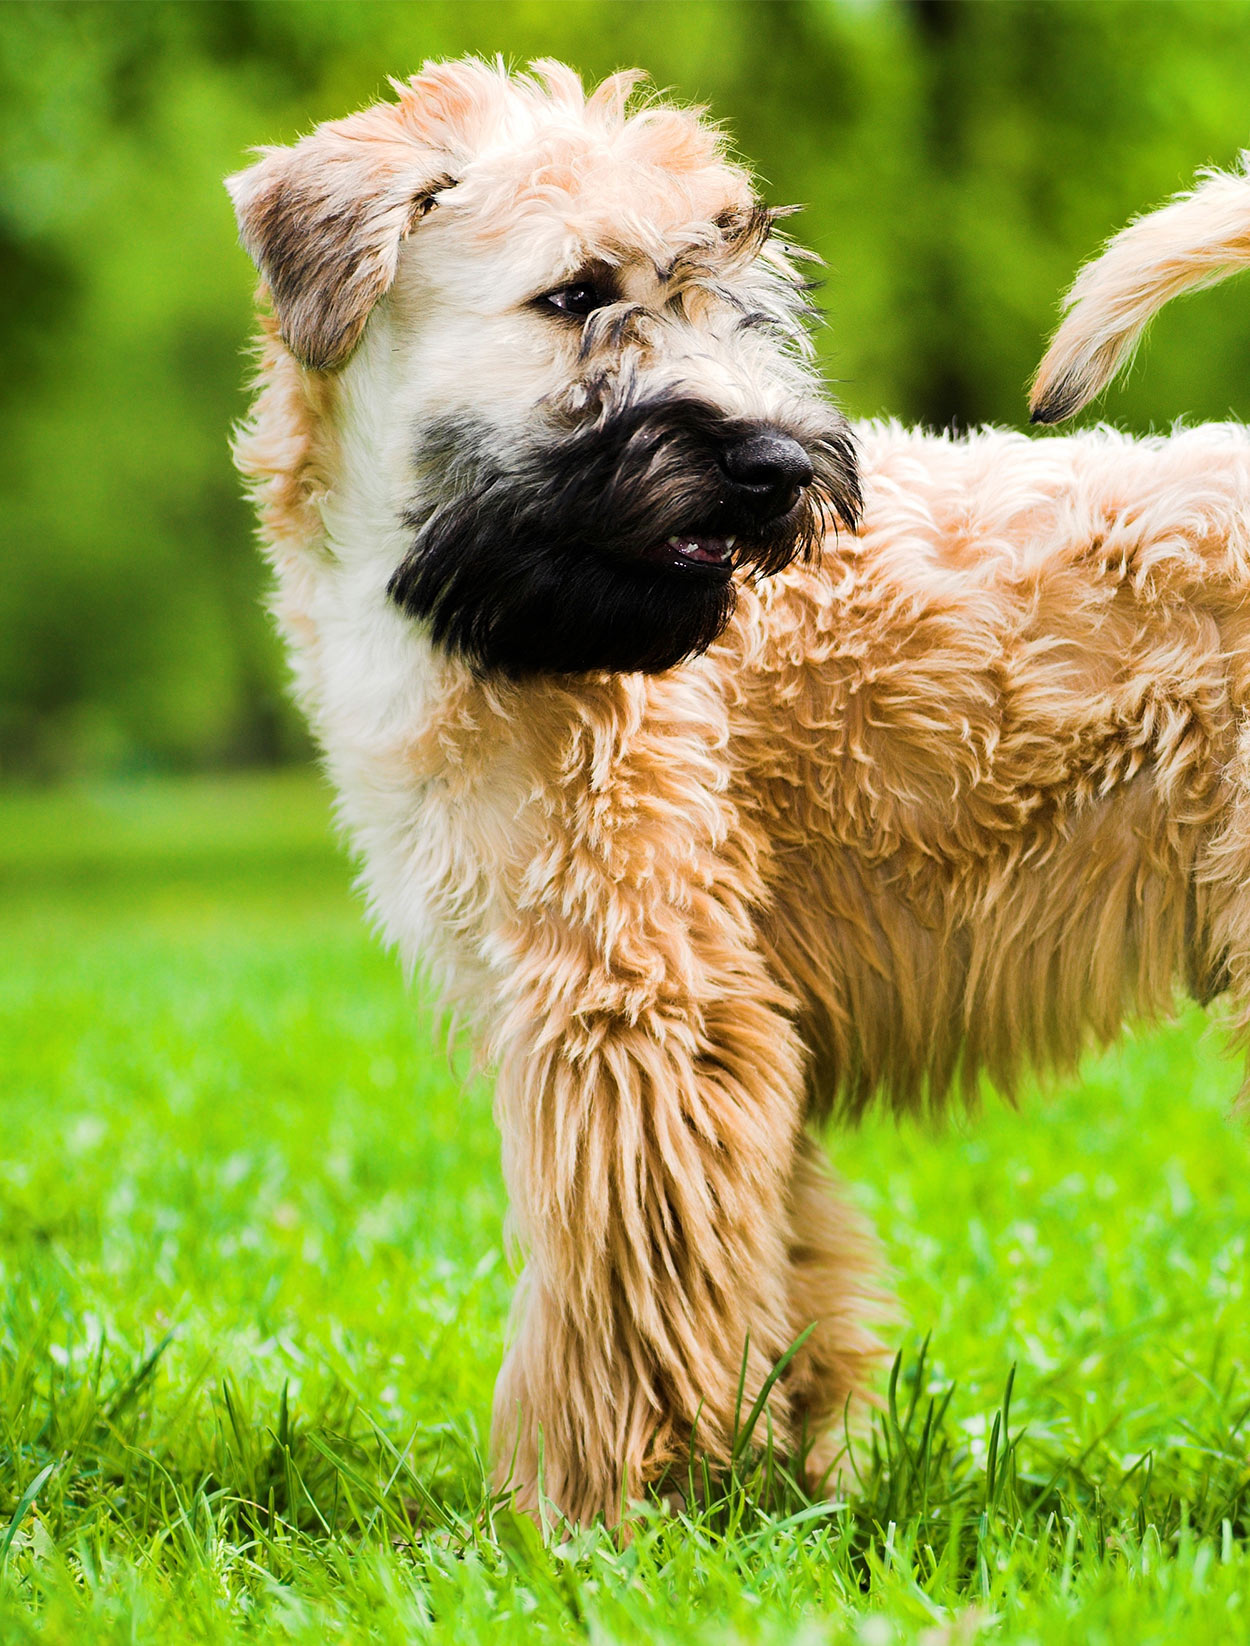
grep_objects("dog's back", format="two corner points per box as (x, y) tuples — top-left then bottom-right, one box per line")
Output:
(1030, 155), (1250, 426)
(729, 416), (1250, 1116)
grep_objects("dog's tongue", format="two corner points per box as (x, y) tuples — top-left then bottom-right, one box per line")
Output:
(664, 534), (735, 566)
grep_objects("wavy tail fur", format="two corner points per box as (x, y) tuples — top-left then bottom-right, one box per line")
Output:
(1030, 152), (1250, 425)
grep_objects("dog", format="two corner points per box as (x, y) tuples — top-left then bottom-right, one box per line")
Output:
(227, 60), (1250, 1526)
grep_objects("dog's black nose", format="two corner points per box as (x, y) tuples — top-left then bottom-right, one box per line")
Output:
(720, 432), (814, 516)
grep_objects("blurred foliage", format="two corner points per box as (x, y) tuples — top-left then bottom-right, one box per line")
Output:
(1, 0), (1249, 779)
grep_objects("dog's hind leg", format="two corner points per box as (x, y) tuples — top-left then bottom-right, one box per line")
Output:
(1196, 730), (1250, 1097)
(782, 1133), (890, 1490)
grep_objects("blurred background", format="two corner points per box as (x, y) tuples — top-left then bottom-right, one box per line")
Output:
(2, 0), (1249, 784)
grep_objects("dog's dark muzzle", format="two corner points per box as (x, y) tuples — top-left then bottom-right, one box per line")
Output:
(391, 395), (860, 676)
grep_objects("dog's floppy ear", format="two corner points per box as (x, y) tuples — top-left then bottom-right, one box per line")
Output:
(224, 61), (508, 370)
(226, 105), (452, 371)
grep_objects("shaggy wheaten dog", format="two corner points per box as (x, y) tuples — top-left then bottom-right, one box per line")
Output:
(227, 61), (1250, 1525)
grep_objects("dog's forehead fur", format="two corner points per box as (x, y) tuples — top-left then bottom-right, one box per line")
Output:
(374, 72), (813, 433)
(431, 143), (754, 296)
(427, 68), (755, 273)
(402, 55), (750, 220)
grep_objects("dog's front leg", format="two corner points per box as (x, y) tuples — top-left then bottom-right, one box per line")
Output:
(486, 916), (808, 1526)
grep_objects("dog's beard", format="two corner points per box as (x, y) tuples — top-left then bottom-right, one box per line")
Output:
(388, 395), (860, 677)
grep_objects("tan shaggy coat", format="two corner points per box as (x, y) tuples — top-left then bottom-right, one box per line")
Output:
(228, 60), (1250, 1525)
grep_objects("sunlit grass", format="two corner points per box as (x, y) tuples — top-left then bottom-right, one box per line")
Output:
(2, 773), (1248, 1643)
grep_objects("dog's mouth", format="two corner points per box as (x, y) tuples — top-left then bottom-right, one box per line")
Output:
(637, 503), (807, 580)
(644, 532), (737, 576)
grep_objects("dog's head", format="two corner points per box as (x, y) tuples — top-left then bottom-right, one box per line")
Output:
(228, 59), (860, 677)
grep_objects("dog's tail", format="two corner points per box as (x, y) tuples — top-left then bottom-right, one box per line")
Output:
(1029, 153), (1250, 425)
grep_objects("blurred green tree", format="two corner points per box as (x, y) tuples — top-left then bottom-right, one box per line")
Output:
(1, 0), (1247, 779)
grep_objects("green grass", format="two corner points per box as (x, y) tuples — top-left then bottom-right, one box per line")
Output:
(2, 773), (1249, 1644)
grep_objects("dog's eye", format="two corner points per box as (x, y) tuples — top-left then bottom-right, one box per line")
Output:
(541, 280), (611, 318)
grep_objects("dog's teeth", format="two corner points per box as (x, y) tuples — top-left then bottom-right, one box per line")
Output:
(665, 534), (732, 559)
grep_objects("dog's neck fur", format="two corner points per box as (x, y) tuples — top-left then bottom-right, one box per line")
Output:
(240, 316), (719, 1017)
